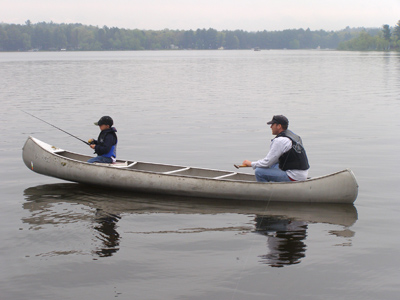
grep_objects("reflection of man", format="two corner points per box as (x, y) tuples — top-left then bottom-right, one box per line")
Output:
(254, 216), (307, 267)
(94, 209), (121, 257)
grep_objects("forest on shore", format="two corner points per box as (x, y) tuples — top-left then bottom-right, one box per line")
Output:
(1, 20), (399, 51)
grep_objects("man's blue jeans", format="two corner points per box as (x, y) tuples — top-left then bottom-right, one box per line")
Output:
(87, 156), (113, 164)
(255, 163), (291, 182)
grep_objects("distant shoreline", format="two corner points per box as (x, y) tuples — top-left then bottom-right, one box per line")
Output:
(1, 21), (398, 52)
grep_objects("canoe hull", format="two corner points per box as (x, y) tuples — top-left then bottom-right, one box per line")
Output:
(22, 137), (358, 203)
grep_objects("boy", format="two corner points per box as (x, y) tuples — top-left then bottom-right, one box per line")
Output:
(87, 116), (118, 163)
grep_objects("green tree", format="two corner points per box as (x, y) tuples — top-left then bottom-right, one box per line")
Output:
(337, 31), (377, 50)
(326, 32), (340, 49)
(392, 20), (400, 49)
(32, 25), (52, 50)
(96, 27), (109, 49)
(382, 24), (391, 50)
(5, 25), (28, 50)
(205, 28), (218, 49)
(393, 20), (400, 39)
(301, 28), (314, 48)
(195, 29), (206, 49)
(77, 27), (95, 50)
(158, 29), (177, 49)
(0, 26), (8, 50)
(289, 39), (300, 49)
(224, 32), (239, 49)
(382, 24), (391, 40)
(53, 27), (67, 49)
(181, 30), (195, 49)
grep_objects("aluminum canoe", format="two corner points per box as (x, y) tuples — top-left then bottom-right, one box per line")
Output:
(22, 136), (358, 203)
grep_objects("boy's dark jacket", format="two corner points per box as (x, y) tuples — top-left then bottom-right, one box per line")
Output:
(93, 127), (117, 157)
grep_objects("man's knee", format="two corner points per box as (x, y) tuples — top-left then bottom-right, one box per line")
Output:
(255, 168), (268, 182)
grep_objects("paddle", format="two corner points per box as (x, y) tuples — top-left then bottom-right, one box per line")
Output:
(234, 164), (250, 169)
(22, 110), (91, 145)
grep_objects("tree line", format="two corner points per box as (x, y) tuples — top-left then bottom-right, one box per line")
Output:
(0, 20), (397, 51)
(337, 21), (400, 51)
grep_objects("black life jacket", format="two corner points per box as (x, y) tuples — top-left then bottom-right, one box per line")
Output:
(275, 130), (310, 171)
(97, 128), (118, 158)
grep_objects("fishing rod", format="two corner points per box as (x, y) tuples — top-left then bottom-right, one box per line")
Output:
(22, 110), (90, 145)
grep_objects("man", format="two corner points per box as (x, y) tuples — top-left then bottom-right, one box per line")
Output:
(242, 115), (309, 182)
(87, 116), (118, 163)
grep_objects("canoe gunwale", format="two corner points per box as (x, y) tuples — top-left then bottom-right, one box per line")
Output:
(41, 147), (352, 184)
(43, 145), (350, 183)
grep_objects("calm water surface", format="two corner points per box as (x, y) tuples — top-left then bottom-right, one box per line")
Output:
(1, 50), (399, 299)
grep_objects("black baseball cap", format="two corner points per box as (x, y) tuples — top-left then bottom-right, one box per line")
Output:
(267, 115), (289, 126)
(94, 116), (113, 126)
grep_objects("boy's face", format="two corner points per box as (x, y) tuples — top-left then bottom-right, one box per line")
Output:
(99, 124), (110, 131)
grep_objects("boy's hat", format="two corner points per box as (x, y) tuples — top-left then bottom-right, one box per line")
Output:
(94, 116), (113, 126)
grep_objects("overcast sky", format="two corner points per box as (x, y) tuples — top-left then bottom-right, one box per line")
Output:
(3, 0), (400, 31)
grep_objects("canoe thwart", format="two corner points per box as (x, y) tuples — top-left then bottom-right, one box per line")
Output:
(163, 167), (191, 174)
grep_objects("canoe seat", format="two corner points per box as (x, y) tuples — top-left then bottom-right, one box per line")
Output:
(163, 167), (190, 174)
(94, 161), (129, 167)
(112, 162), (130, 167)
(213, 173), (237, 179)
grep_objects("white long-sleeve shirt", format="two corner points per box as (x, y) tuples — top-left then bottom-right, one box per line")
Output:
(251, 137), (309, 181)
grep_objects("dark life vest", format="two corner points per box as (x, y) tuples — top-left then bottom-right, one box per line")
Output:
(97, 128), (118, 158)
(276, 130), (310, 171)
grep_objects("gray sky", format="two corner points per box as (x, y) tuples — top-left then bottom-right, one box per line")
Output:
(3, 0), (400, 31)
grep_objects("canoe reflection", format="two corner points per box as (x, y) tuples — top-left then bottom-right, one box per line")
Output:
(23, 183), (357, 265)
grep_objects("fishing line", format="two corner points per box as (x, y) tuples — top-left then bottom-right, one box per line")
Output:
(231, 135), (303, 300)
(22, 110), (90, 145)
(231, 139), (294, 298)
(230, 181), (275, 300)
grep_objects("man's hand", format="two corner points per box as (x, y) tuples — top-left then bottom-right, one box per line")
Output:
(242, 160), (252, 167)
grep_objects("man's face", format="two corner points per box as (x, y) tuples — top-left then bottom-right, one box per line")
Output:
(270, 123), (282, 135)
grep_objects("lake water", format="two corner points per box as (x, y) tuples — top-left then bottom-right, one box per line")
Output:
(1, 50), (399, 300)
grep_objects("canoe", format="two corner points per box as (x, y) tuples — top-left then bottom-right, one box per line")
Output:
(22, 136), (358, 203)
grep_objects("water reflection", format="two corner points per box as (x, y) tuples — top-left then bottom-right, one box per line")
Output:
(93, 209), (121, 257)
(255, 216), (307, 267)
(23, 183), (357, 265)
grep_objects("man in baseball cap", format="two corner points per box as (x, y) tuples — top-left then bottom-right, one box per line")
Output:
(242, 115), (309, 182)
(266, 115), (288, 127)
